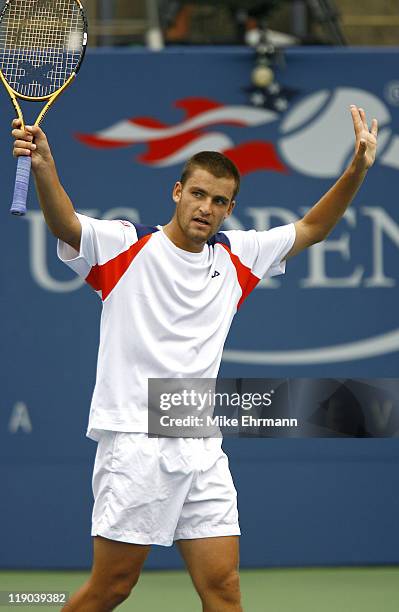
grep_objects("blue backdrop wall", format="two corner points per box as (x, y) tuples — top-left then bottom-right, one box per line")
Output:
(1, 47), (398, 569)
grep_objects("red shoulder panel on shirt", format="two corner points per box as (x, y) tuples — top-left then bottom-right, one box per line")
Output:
(86, 233), (153, 300)
(218, 243), (261, 309)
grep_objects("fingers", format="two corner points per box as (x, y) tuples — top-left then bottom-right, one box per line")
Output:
(371, 117), (378, 137)
(12, 130), (31, 142)
(350, 105), (378, 137)
(350, 105), (363, 135)
(12, 131), (35, 158)
(13, 139), (37, 157)
(12, 122), (36, 158)
(11, 119), (44, 138)
(350, 104), (378, 144)
(358, 107), (369, 131)
(13, 142), (36, 157)
(11, 119), (47, 158)
(13, 147), (32, 157)
(350, 105), (368, 129)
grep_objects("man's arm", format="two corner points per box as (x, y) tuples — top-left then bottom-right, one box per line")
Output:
(285, 105), (378, 259)
(12, 119), (81, 252)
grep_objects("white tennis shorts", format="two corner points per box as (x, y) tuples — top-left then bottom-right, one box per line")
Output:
(91, 432), (240, 546)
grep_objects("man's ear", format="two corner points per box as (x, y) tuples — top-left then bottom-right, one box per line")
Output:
(225, 200), (236, 218)
(173, 181), (182, 203)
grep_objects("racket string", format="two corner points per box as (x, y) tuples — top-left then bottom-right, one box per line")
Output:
(0, 0), (85, 97)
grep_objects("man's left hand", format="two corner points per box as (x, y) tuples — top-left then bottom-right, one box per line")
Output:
(351, 105), (378, 171)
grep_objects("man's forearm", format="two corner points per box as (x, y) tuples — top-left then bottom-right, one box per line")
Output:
(33, 157), (80, 246)
(302, 160), (368, 243)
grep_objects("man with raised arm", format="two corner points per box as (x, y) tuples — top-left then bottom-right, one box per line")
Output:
(12, 105), (377, 612)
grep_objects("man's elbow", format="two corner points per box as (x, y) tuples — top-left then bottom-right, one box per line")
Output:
(50, 218), (81, 252)
(296, 220), (324, 248)
(310, 232), (325, 245)
(312, 227), (336, 244)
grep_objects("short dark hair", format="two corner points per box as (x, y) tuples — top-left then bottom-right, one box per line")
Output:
(180, 151), (240, 200)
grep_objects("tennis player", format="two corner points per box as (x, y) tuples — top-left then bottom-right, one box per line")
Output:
(12, 105), (377, 612)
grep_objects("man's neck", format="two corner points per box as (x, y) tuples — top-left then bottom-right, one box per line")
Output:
(162, 221), (205, 253)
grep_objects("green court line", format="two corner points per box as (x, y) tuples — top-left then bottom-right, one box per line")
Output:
(1, 567), (398, 611)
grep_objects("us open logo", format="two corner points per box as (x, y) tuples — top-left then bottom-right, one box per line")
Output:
(74, 87), (399, 177)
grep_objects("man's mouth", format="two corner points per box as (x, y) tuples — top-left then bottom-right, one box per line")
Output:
(192, 217), (210, 227)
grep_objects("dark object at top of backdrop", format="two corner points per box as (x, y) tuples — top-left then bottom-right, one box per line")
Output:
(174, 1), (285, 18)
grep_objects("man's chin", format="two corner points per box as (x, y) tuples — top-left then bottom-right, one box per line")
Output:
(187, 226), (213, 243)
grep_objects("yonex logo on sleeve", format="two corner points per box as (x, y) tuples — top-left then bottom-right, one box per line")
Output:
(211, 270), (220, 278)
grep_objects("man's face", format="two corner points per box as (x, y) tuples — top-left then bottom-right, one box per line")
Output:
(172, 168), (236, 247)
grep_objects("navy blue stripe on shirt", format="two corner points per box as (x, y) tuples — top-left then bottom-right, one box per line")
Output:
(133, 224), (160, 240)
(207, 232), (231, 249)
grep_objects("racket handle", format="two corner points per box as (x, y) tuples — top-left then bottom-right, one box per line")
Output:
(10, 155), (32, 216)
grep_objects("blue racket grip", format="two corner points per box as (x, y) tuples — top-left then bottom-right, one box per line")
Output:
(10, 155), (32, 216)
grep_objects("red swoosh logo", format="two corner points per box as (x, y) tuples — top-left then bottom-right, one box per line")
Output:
(75, 97), (287, 176)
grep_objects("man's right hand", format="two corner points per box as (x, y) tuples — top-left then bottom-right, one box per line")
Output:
(12, 119), (53, 171)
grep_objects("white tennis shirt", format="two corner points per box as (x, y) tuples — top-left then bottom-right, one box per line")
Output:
(58, 214), (296, 440)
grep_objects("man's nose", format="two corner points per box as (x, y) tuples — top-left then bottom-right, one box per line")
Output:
(199, 199), (212, 215)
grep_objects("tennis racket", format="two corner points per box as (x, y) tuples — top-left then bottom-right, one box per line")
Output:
(0, 0), (88, 216)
